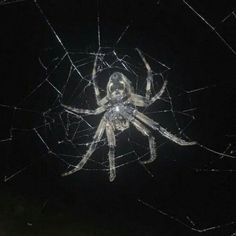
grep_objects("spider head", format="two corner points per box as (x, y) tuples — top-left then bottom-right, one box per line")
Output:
(107, 72), (132, 101)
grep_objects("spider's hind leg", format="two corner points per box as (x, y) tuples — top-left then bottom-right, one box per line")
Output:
(106, 124), (116, 182)
(134, 110), (197, 146)
(131, 118), (157, 164)
(62, 117), (107, 177)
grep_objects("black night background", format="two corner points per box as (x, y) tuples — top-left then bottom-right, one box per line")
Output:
(0, 0), (236, 235)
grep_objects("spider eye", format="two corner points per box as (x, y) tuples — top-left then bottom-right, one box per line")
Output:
(111, 72), (120, 79)
(109, 82), (125, 92)
(108, 83), (114, 91)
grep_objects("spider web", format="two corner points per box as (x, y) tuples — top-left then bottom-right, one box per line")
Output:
(0, 0), (236, 235)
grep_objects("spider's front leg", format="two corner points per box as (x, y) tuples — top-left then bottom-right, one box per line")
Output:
(106, 123), (116, 182)
(133, 48), (167, 107)
(91, 51), (109, 107)
(130, 80), (167, 107)
(136, 48), (153, 100)
(134, 110), (197, 146)
(62, 116), (107, 176)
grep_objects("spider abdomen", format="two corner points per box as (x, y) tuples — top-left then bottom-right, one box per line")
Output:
(105, 105), (130, 131)
(113, 117), (129, 131)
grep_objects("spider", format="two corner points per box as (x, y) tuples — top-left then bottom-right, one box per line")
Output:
(62, 49), (196, 181)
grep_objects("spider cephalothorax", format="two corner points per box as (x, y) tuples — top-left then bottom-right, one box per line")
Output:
(107, 72), (133, 102)
(106, 72), (133, 131)
(62, 49), (196, 182)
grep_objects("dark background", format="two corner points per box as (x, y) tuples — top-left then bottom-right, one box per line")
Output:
(0, 0), (236, 235)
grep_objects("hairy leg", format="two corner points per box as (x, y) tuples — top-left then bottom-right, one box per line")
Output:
(131, 118), (157, 164)
(62, 104), (105, 116)
(106, 124), (116, 181)
(136, 48), (153, 100)
(134, 110), (197, 146)
(130, 80), (167, 107)
(62, 117), (107, 176)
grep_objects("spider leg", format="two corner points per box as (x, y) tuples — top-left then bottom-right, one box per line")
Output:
(136, 48), (153, 100)
(134, 48), (167, 107)
(91, 51), (109, 106)
(131, 118), (156, 164)
(130, 79), (167, 107)
(134, 110), (197, 146)
(62, 117), (107, 176)
(106, 123), (116, 182)
(62, 104), (105, 116)
(150, 80), (167, 105)
(130, 93), (149, 107)
(91, 50), (101, 105)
